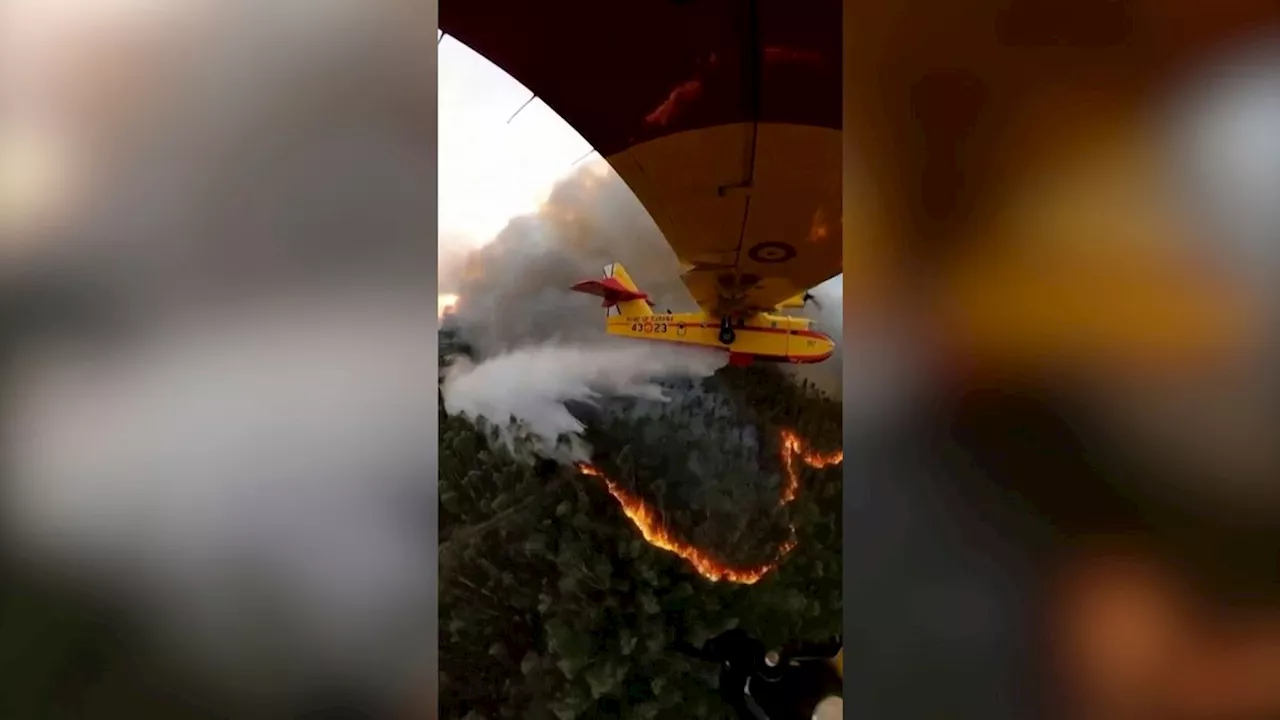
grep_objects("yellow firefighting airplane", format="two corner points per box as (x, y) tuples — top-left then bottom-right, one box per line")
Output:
(572, 263), (836, 366)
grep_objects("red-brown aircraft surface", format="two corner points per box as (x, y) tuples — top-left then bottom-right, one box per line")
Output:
(440, 0), (843, 365)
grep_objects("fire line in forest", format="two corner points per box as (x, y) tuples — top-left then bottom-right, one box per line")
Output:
(575, 429), (842, 585)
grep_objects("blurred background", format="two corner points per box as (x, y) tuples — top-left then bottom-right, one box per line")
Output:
(2, 0), (437, 717)
(841, 2), (1280, 719)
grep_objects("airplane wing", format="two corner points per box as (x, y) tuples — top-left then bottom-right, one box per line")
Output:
(441, 0), (842, 317)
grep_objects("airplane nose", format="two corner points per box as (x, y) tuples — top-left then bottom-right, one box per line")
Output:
(812, 331), (836, 361)
(790, 330), (837, 363)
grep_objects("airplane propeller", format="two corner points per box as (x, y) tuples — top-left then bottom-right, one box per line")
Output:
(802, 292), (821, 310)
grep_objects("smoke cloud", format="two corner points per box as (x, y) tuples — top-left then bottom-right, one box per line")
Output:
(440, 163), (844, 396)
(441, 162), (690, 354)
(441, 342), (727, 463)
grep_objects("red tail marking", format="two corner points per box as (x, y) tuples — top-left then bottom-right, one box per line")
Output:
(570, 278), (650, 308)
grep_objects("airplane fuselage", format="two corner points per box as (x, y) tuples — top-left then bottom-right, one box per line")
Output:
(571, 262), (836, 366)
(605, 311), (835, 365)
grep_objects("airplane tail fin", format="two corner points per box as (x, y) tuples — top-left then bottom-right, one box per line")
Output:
(570, 262), (654, 318)
(775, 292), (807, 310)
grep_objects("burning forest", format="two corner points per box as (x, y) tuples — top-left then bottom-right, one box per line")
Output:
(436, 160), (843, 720)
(576, 426), (842, 586)
(439, 325), (843, 720)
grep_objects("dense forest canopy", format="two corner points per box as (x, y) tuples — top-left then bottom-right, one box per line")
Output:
(438, 327), (843, 720)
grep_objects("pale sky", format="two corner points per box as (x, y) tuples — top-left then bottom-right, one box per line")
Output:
(437, 31), (595, 252)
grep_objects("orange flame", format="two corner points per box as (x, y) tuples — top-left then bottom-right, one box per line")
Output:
(779, 429), (844, 504)
(644, 80), (703, 127)
(576, 429), (842, 584)
(576, 463), (790, 584)
(438, 293), (459, 319)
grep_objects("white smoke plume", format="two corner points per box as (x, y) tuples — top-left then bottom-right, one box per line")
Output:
(441, 164), (845, 396)
(441, 162), (692, 356)
(441, 342), (727, 462)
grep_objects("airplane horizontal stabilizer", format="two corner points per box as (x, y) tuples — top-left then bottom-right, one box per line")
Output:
(570, 262), (654, 318)
(570, 278), (648, 307)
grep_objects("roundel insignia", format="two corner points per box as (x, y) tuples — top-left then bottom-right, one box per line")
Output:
(748, 242), (796, 264)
